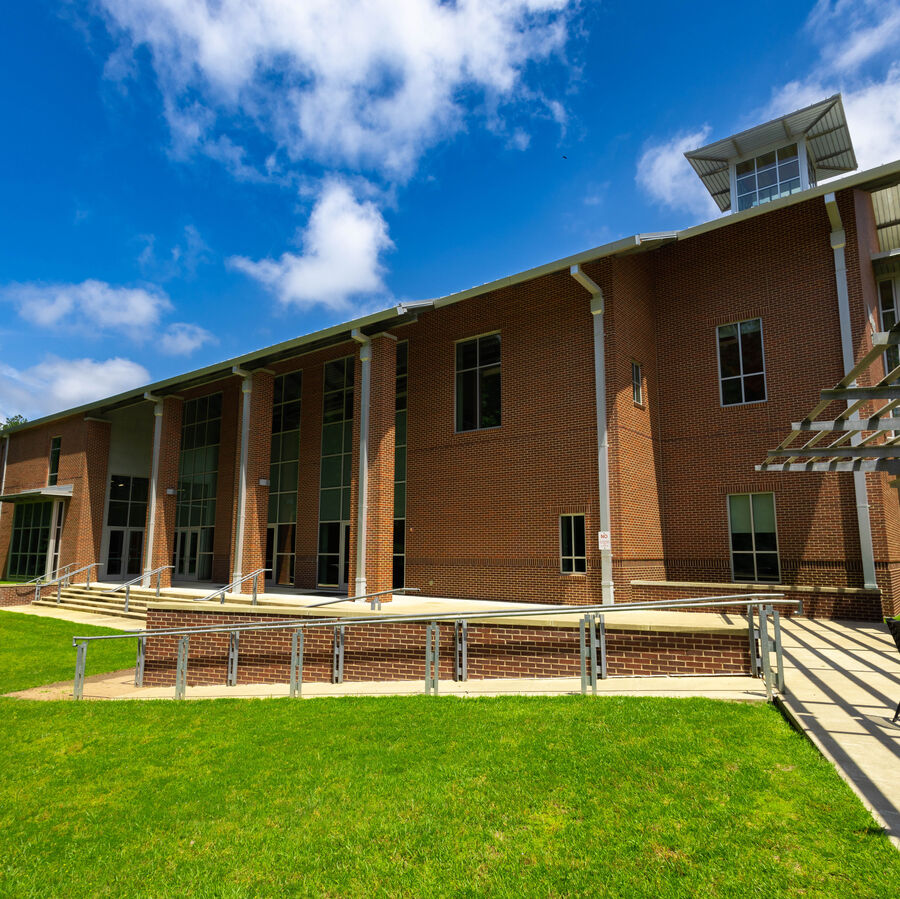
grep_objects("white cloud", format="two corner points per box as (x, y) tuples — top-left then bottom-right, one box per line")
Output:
(1, 279), (171, 335)
(160, 322), (216, 355)
(0, 356), (150, 420)
(229, 179), (393, 312)
(137, 224), (211, 280)
(95, 0), (572, 179)
(637, 1), (900, 217)
(635, 126), (720, 219)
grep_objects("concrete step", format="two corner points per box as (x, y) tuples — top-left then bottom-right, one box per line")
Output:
(32, 598), (148, 622)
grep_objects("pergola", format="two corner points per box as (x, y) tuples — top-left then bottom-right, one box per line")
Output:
(758, 323), (900, 486)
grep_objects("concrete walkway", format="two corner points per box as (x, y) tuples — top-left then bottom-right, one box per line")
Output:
(777, 617), (900, 848)
(2, 603), (141, 631)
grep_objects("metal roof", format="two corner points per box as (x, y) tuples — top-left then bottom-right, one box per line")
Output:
(0, 484), (74, 503)
(685, 95), (858, 212)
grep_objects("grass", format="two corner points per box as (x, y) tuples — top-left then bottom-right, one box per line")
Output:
(0, 610), (134, 694)
(0, 610), (897, 897)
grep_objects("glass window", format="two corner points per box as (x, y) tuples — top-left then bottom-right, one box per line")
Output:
(632, 362), (643, 406)
(393, 342), (408, 589)
(560, 515), (587, 574)
(456, 334), (501, 431)
(47, 437), (61, 486)
(878, 279), (900, 375)
(718, 318), (766, 406)
(729, 493), (780, 583)
(735, 143), (804, 211)
(6, 501), (53, 580)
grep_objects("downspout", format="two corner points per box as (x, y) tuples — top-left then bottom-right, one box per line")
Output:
(351, 329), (372, 598)
(231, 367), (253, 585)
(142, 393), (164, 586)
(824, 192), (878, 590)
(570, 264), (614, 604)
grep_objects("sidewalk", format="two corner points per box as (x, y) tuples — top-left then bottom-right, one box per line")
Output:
(777, 617), (900, 849)
(4, 603), (142, 631)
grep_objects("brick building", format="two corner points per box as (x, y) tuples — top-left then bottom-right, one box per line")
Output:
(3, 95), (900, 619)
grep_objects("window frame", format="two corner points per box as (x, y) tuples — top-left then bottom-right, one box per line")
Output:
(727, 492), (781, 584)
(454, 330), (502, 433)
(47, 436), (61, 486)
(716, 317), (768, 408)
(878, 276), (900, 376)
(729, 139), (811, 213)
(631, 361), (643, 406)
(559, 513), (587, 575)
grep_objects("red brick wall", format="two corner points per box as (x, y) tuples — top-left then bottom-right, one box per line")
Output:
(142, 607), (750, 686)
(0, 584), (55, 606)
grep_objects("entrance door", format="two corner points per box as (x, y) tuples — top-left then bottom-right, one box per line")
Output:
(173, 528), (200, 579)
(317, 520), (350, 591)
(106, 529), (144, 579)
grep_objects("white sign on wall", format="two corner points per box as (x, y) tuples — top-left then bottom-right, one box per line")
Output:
(598, 531), (611, 551)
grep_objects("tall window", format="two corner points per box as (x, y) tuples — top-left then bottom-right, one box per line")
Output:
(632, 362), (643, 406)
(318, 357), (354, 587)
(735, 144), (802, 212)
(393, 342), (408, 589)
(47, 437), (61, 486)
(455, 333), (501, 431)
(175, 393), (221, 580)
(728, 493), (779, 583)
(560, 514), (586, 574)
(6, 502), (53, 580)
(878, 279), (899, 375)
(717, 318), (766, 406)
(269, 372), (301, 585)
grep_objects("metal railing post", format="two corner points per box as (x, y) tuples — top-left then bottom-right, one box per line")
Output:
(453, 620), (468, 681)
(747, 604), (760, 677)
(73, 641), (87, 700)
(425, 622), (439, 694)
(597, 613), (607, 680)
(579, 615), (589, 694)
(134, 635), (146, 687)
(156, 571), (162, 598)
(86, 568), (91, 589)
(56, 580), (62, 604)
(588, 614), (599, 695)
(290, 630), (304, 697)
(771, 605), (785, 694)
(252, 574), (259, 606)
(124, 583), (131, 613)
(227, 631), (240, 687)
(175, 635), (190, 700)
(332, 626), (345, 684)
(759, 605), (773, 701)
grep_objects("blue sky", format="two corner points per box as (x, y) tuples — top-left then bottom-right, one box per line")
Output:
(2, 0), (899, 419)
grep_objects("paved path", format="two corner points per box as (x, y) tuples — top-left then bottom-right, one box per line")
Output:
(2, 603), (141, 631)
(777, 617), (900, 848)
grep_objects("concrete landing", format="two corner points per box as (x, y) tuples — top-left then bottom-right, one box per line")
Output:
(777, 617), (900, 849)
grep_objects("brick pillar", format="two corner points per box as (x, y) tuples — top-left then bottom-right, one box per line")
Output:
(238, 371), (273, 593)
(348, 335), (396, 598)
(147, 398), (183, 589)
(63, 419), (110, 582)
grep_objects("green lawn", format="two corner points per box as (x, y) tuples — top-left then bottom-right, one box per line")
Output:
(0, 610), (134, 694)
(0, 611), (897, 897)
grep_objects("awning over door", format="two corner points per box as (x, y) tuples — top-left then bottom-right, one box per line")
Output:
(0, 485), (73, 503)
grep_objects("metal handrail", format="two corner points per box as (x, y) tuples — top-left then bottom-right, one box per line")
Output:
(70, 592), (799, 700)
(37, 562), (101, 604)
(306, 586), (421, 611)
(26, 563), (74, 586)
(104, 565), (174, 612)
(195, 568), (271, 605)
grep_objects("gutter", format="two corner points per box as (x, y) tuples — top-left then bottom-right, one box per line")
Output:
(570, 264), (614, 604)
(824, 192), (879, 590)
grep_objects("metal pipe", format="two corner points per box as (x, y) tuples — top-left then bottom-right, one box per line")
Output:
(231, 369), (253, 586)
(73, 593), (799, 644)
(570, 265), (613, 604)
(351, 330), (372, 598)
(824, 193), (878, 590)
(142, 398), (164, 586)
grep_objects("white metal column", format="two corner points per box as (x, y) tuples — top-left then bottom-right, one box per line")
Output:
(351, 330), (372, 598)
(142, 395), (164, 586)
(231, 368), (253, 585)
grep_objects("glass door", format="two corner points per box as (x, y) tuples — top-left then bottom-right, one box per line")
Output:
(104, 475), (149, 580)
(317, 520), (350, 591)
(107, 528), (144, 579)
(173, 528), (200, 579)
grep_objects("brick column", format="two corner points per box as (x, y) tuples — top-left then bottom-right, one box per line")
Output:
(147, 397), (183, 589)
(360, 335), (397, 597)
(63, 418), (110, 581)
(238, 371), (274, 593)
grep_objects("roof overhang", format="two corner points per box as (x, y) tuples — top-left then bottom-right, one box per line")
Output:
(685, 94), (858, 212)
(0, 485), (74, 503)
